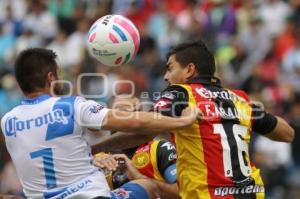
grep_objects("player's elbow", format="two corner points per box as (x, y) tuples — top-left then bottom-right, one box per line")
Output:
(266, 121), (295, 142)
(284, 126), (295, 142)
(277, 117), (295, 142)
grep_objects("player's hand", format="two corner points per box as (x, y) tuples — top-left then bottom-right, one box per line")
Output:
(93, 153), (118, 171)
(113, 154), (147, 180)
(180, 106), (202, 126)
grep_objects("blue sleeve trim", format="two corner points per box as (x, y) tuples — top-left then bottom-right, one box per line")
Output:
(164, 163), (177, 183)
(45, 96), (76, 140)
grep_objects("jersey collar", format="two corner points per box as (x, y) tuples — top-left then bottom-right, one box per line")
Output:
(187, 76), (222, 87)
(21, 94), (51, 105)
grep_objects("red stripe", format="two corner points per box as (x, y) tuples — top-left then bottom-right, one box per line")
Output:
(114, 57), (122, 65)
(109, 33), (119, 43)
(189, 84), (234, 199)
(88, 32), (96, 43)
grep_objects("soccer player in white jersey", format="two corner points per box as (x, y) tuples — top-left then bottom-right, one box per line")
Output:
(0, 48), (199, 199)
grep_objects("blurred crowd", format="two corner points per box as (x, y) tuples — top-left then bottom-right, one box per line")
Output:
(0, 0), (299, 198)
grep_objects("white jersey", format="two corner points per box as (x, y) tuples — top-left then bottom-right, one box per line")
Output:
(0, 94), (111, 198)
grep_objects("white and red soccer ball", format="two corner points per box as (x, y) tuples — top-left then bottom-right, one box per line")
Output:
(87, 15), (140, 66)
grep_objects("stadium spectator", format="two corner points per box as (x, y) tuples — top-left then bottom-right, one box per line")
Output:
(282, 27), (300, 92)
(257, 0), (291, 37)
(23, 0), (58, 43)
(254, 135), (292, 199)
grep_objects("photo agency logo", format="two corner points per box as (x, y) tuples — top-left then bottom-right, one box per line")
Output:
(48, 73), (265, 122)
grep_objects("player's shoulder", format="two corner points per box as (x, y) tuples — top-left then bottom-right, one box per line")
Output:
(228, 89), (250, 102)
(55, 95), (79, 102)
(161, 84), (189, 101)
(164, 84), (189, 93)
(157, 139), (175, 148)
(1, 104), (22, 121)
(72, 96), (107, 111)
(52, 95), (87, 108)
(71, 95), (100, 105)
(0, 107), (18, 133)
(1, 110), (12, 124)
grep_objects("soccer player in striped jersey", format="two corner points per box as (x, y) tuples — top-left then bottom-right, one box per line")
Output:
(93, 95), (179, 199)
(153, 41), (295, 199)
(0, 48), (199, 199)
(94, 139), (179, 199)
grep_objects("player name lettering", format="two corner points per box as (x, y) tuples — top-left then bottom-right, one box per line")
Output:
(196, 88), (245, 102)
(56, 179), (92, 199)
(4, 109), (68, 137)
(214, 185), (264, 196)
(205, 104), (240, 120)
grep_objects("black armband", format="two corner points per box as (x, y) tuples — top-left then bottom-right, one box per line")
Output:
(252, 112), (278, 135)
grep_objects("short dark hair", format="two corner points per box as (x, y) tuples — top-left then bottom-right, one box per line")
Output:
(14, 48), (58, 94)
(166, 40), (216, 76)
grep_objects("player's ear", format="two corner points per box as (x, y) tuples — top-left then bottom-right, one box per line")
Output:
(186, 63), (197, 79)
(46, 71), (56, 86)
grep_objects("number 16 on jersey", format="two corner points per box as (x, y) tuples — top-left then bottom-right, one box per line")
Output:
(213, 123), (251, 178)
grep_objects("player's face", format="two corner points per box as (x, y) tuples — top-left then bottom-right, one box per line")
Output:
(164, 55), (189, 85)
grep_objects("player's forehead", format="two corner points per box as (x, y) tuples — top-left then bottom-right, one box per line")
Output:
(167, 54), (176, 66)
(166, 54), (182, 69)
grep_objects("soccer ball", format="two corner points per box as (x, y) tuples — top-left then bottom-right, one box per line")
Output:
(87, 15), (140, 66)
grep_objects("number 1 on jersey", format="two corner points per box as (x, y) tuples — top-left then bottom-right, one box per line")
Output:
(30, 148), (57, 189)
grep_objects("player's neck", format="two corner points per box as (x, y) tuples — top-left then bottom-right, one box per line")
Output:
(25, 91), (50, 99)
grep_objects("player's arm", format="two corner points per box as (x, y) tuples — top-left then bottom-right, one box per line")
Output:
(91, 85), (189, 151)
(76, 97), (199, 134)
(153, 181), (180, 199)
(113, 153), (179, 199)
(100, 84), (195, 133)
(154, 140), (179, 198)
(101, 107), (198, 133)
(252, 104), (294, 142)
(263, 116), (294, 142)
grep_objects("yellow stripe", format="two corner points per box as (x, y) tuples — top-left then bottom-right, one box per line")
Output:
(150, 140), (165, 182)
(228, 90), (265, 198)
(252, 168), (265, 199)
(106, 174), (113, 189)
(225, 89), (252, 127)
(173, 84), (211, 199)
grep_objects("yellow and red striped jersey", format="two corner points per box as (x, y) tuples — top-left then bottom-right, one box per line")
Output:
(132, 140), (177, 183)
(154, 76), (277, 199)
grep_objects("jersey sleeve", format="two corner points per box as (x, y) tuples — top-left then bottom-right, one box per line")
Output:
(156, 140), (177, 183)
(152, 85), (189, 117)
(74, 97), (110, 129)
(0, 113), (8, 137)
(251, 103), (278, 135)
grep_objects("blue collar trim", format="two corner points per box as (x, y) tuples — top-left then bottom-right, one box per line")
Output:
(21, 94), (51, 105)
